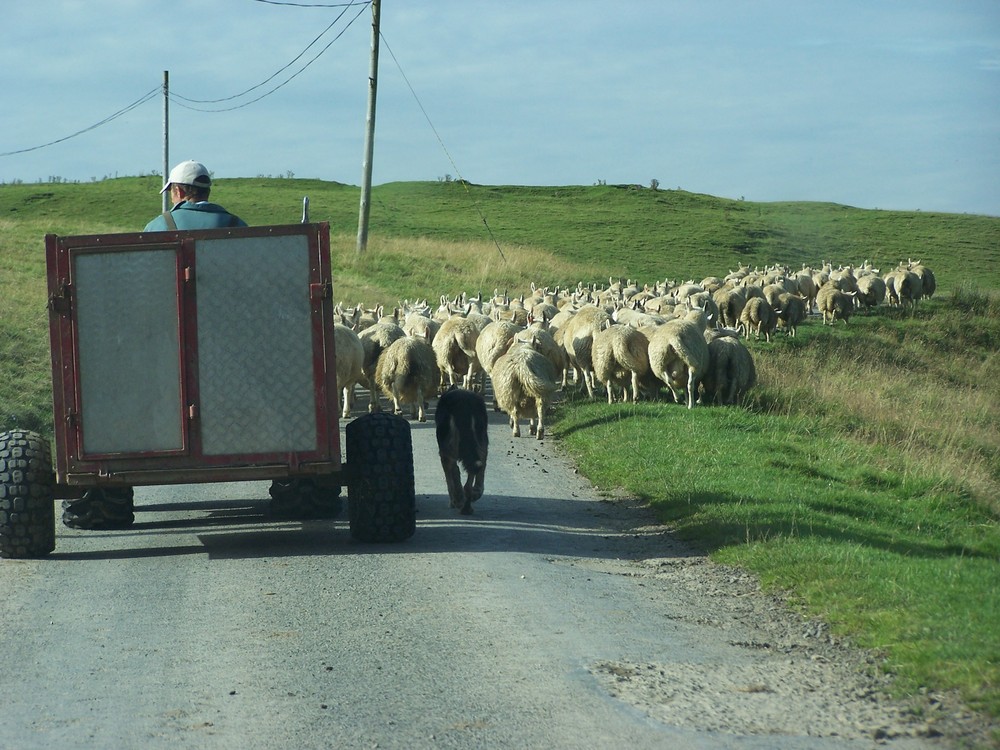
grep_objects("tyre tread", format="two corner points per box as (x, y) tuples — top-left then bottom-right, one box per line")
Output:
(346, 412), (416, 543)
(0, 430), (56, 559)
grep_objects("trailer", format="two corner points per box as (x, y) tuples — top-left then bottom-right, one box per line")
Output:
(0, 222), (415, 558)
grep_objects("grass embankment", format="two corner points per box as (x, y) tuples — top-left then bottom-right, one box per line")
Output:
(1, 177), (998, 733)
(555, 286), (1000, 722)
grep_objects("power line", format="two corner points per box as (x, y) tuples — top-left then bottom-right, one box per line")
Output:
(173, 0), (368, 105)
(379, 32), (507, 262)
(1, 2), (366, 156)
(252, 0), (363, 6)
(0, 87), (160, 158)
(169, 1), (367, 113)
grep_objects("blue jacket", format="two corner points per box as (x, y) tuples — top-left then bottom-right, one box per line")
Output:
(143, 201), (248, 232)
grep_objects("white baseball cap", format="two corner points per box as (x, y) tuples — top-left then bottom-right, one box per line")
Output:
(160, 160), (212, 194)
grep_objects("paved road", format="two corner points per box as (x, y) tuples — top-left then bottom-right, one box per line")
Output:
(0, 400), (944, 750)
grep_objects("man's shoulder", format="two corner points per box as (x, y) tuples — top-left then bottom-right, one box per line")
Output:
(143, 215), (168, 232)
(143, 203), (246, 231)
(175, 203), (246, 228)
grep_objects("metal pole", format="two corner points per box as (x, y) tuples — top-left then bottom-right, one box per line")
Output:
(356, 0), (380, 254)
(162, 70), (170, 213)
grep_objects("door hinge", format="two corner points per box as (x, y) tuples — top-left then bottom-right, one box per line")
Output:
(48, 282), (72, 315)
(310, 281), (332, 301)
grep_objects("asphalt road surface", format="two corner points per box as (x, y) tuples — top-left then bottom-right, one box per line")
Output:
(0, 399), (961, 750)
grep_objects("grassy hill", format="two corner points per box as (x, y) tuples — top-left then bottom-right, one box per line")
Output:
(2, 177), (999, 742)
(5, 176), (998, 290)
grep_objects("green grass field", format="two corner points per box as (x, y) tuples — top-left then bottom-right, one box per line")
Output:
(2, 177), (998, 738)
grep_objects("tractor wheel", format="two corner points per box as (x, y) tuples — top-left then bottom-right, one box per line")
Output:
(346, 412), (415, 543)
(62, 487), (135, 530)
(269, 478), (343, 518)
(0, 430), (56, 559)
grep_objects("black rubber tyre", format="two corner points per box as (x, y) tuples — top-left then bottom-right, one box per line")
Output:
(0, 430), (56, 559)
(62, 487), (135, 530)
(269, 478), (343, 519)
(346, 412), (415, 543)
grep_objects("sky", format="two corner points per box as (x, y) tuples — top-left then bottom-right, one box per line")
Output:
(2, 0), (999, 216)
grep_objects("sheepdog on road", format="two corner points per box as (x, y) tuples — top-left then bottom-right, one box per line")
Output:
(434, 387), (488, 515)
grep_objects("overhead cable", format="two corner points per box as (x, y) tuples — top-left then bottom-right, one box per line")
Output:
(0, 87), (160, 157)
(379, 32), (507, 262)
(1, 2), (367, 156)
(173, 0), (368, 105)
(170, 1), (368, 112)
(252, 0), (364, 7)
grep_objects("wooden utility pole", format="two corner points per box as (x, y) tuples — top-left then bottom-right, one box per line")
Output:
(162, 70), (170, 213)
(356, 0), (380, 254)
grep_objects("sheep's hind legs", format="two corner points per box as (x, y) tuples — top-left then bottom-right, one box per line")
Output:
(533, 400), (545, 440)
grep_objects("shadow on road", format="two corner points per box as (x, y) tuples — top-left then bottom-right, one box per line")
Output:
(48, 490), (686, 564)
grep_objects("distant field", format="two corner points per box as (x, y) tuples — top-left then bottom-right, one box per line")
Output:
(1, 178), (998, 736)
(3, 176), (998, 294)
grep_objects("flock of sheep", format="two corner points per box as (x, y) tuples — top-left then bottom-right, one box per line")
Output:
(331, 259), (937, 439)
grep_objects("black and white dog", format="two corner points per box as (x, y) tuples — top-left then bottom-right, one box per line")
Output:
(434, 387), (488, 514)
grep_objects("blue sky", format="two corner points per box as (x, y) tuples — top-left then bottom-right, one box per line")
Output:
(2, 1), (998, 215)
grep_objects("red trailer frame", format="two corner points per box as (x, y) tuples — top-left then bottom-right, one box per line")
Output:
(44, 222), (341, 494)
(0, 220), (415, 559)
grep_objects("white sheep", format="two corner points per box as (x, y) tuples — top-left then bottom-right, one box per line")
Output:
(333, 323), (365, 418)
(794, 270), (818, 311)
(475, 319), (522, 377)
(547, 304), (578, 333)
(402, 310), (441, 343)
(702, 334), (757, 405)
(591, 323), (657, 403)
(892, 267), (924, 309)
(738, 296), (778, 342)
(373, 335), (439, 422)
(883, 271), (900, 307)
(816, 284), (857, 325)
(433, 313), (483, 392)
(646, 314), (710, 409)
(560, 304), (611, 398)
(474, 319), (522, 410)
(700, 276), (725, 294)
(909, 260), (936, 298)
(762, 283), (785, 309)
(856, 274), (887, 310)
(673, 282), (705, 303)
(513, 324), (567, 388)
(712, 285), (747, 330)
(358, 319), (406, 412)
(773, 292), (808, 337)
(491, 340), (559, 439)
(685, 291), (720, 328)
(829, 266), (859, 294)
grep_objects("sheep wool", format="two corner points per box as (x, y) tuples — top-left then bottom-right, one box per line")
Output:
(591, 323), (656, 404)
(333, 323), (365, 419)
(491, 343), (559, 439)
(647, 318), (710, 409)
(358, 320), (406, 412)
(816, 284), (856, 325)
(374, 335), (439, 422)
(703, 335), (757, 405)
